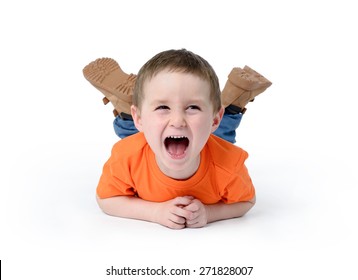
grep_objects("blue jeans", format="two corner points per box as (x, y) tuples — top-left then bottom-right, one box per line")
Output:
(113, 112), (243, 144)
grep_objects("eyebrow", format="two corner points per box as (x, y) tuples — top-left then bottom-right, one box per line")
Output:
(150, 98), (207, 105)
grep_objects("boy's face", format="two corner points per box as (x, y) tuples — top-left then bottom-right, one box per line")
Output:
(131, 70), (224, 180)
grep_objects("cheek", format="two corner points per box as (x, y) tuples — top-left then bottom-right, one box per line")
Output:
(198, 114), (215, 128)
(141, 117), (166, 141)
(142, 115), (164, 129)
(193, 117), (213, 138)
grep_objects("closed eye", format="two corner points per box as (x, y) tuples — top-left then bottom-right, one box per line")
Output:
(155, 105), (170, 110)
(187, 105), (201, 111)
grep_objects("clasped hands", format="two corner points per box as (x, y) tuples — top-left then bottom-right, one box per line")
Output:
(155, 196), (209, 229)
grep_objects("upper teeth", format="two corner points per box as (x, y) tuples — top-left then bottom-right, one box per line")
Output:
(168, 136), (186, 139)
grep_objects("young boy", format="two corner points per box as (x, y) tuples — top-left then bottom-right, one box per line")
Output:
(83, 49), (271, 229)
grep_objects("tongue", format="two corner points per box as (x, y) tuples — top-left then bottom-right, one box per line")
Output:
(167, 139), (187, 156)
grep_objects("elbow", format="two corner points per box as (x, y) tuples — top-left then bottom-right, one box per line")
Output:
(240, 195), (256, 217)
(250, 195), (256, 206)
(96, 194), (131, 217)
(96, 194), (113, 216)
(248, 195), (256, 211)
(96, 194), (106, 213)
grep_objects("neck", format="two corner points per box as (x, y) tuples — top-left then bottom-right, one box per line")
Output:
(156, 155), (201, 180)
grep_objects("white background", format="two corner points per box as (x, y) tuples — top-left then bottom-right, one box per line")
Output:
(1, 0), (357, 279)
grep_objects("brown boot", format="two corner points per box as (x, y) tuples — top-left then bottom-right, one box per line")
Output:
(221, 66), (272, 111)
(83, 58), (136, 116)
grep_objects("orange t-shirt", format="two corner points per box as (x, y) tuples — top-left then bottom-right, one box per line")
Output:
(97, 133), (255, 204)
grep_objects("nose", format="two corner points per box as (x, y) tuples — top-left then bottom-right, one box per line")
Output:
(169, 110), (187, 128)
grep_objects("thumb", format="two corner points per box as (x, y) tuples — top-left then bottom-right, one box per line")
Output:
(183, 202), (199, 212)
(174, 196), (194, 207)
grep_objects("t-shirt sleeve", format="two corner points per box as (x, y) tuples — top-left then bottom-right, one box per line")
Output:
(221, 160), (255, 204)
(96, 145), (136, 199)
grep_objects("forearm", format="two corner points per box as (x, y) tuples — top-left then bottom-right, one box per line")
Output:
(96, 194), (255, 227)
(206, 196), (256, 223)
(96, 195), (159, 223)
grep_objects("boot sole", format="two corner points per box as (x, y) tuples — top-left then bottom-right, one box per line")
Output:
(82, 58), (136, 103)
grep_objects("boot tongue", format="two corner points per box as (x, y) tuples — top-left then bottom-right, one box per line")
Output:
(165, 138), (189, 156)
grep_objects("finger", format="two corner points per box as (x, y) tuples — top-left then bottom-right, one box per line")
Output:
(172, 207), (194, 220)
(185, 217), (200, 225)
(186, 223), (203, 228)
(185, 220), (203, 228)
(186, 213), (207, 227)
(186, 210), (199, 221)
(183, 203), (200, 212)
(186, 217), (206, 228)
(169, 213), (186, 225)
(173, 196), (194, 207)
(166, 220), (186, 230)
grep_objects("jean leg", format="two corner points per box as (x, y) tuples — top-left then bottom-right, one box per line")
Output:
(213, 113), (243, 143)
(113, 116), (139, 139)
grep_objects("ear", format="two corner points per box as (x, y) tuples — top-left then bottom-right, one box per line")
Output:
(131, 105), (143, 132)
(211, 106), (225, 133)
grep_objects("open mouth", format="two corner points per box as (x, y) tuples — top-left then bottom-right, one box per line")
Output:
(164, 136), (189, 158)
